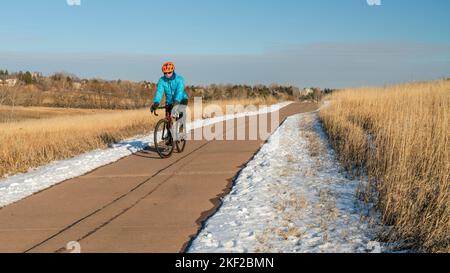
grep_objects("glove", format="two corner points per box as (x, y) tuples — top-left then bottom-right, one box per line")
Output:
(150, 103), (159, 113)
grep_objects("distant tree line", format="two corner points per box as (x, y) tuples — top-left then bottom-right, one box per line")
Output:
(0, 70), (335, 109)
(0, 69), (9, 76)
(185, 84), (297, 101)
(0, 69), (39, 84)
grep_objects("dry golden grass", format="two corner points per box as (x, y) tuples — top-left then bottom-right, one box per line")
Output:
(300, 115), (327, 170)
(319, 80), (450, 252)
(200, 96), (280, 118)
(0, 109), (156, 178)
(0, 98), (281, 178)
(206, 97), (280, 108)
(0, 105), (117, 123)
(0, 97), (278, 122)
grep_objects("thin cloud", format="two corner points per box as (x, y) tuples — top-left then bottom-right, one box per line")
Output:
(66, 0), (81, 6)
(367, 0), (382, 6)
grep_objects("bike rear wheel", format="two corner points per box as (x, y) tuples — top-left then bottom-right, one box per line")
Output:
(175, 122), (186, 153)
(154, 119), (174, 158)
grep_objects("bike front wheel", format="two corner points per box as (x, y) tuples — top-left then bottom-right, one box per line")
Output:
(154, 119), (174, 158)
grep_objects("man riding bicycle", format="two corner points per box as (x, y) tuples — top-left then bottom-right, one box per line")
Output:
(150, 62), (189, 141)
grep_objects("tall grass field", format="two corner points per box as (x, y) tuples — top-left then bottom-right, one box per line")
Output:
(319, 80), (449, 252)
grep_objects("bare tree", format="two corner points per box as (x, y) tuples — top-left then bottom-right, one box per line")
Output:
(6, 87), (18, 122)
(0, 87), (7, 105)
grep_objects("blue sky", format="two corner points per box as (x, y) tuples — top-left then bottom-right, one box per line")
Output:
(1, 0), (450, 87)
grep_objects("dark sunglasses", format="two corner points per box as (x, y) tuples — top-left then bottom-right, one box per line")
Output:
(164, 72), (173, 75)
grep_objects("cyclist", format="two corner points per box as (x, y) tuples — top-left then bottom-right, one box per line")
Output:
(150, 62), (189, 141)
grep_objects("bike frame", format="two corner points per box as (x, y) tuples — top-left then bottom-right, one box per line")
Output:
(154, 106), (176, 136)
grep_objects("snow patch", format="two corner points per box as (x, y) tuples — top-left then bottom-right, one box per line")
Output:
(189, 112), (387, 253)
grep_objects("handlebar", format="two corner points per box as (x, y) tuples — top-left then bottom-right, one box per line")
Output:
(152, 106), (167, 117)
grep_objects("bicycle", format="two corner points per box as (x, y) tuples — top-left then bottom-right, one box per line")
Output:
(152, 106), (186, 158)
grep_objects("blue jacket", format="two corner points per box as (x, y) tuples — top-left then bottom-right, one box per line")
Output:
(153, 73), (189, 105)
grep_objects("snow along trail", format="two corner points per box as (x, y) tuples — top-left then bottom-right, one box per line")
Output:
(0, 102), (291, 208)
(189, 112), (386, 253)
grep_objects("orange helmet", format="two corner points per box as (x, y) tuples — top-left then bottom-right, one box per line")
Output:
(162, 62), (175, 74)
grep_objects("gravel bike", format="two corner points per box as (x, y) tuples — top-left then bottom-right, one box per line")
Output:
(152, 106), (186, 158)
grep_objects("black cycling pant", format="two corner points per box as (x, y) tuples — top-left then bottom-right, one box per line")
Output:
(165, 99), (188, 115)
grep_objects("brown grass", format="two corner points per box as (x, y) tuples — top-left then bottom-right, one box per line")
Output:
(0, 109), (156, 178)
(0, 98), (282, 178)
(319, 80), (450, 252)
(0, 105), (117, 123)
(200, 97), (280, 118)
(300, 115), (326, 169)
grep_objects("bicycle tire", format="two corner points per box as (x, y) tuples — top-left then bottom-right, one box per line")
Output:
(176, 139), (186, 153)
(175, 122), (186, 153)
(154, 119), (174, 158)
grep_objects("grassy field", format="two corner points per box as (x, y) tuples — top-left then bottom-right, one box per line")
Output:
(319, 80), (449, 252)
(0, 105), (118, 123)
(0, 97), (280, 178)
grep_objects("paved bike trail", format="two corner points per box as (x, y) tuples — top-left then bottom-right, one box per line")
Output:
(0, 102), (318, 253)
